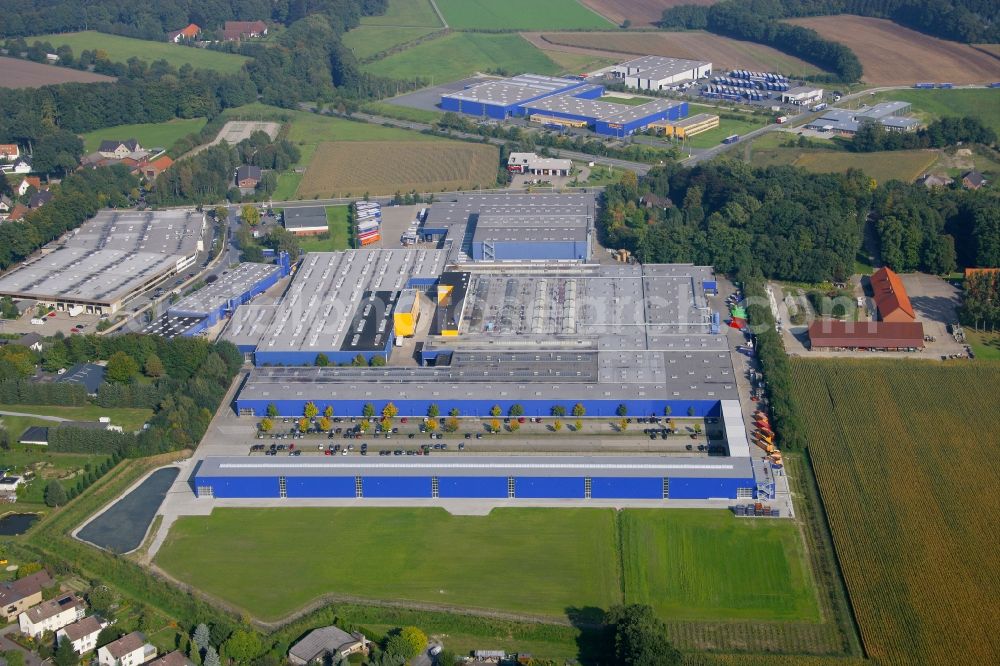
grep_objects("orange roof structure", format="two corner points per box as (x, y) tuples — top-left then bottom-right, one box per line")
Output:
(808, 320), (925, 350)
(23, 176), (42, 190)
(870, 267), (915, 322)
(168, 23), (201, 41)
(7, 204), (29, 221)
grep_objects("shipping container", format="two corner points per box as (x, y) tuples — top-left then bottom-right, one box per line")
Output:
(360, 233), (381, 246)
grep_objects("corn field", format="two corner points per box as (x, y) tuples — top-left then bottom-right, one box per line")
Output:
(791, 359), (1000, 666)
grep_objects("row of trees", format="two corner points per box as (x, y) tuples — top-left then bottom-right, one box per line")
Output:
(659, 0), (863, 81)
(959, 270), (1000, 331)
(602, 162), (871, 283)
(851, 116), (996, 152)
(0, 166), (138, 271)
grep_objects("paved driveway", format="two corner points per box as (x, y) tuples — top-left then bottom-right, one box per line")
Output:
(0, 624), (47, 665)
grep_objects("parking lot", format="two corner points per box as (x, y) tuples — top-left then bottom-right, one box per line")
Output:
(384, 75), (499, 113)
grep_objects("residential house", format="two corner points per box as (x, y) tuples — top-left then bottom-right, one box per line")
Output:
(0, 194), (12, 220)
(0, 570), (54, 622)
(10, 159), (32, 174)
(915, 173), (953, 189)
(288, 626), (370, 665)
(222, 20), (268, 41)
(58, 615), (108, 654)
(13, 332), (44, 352)
(17, 176), (42, 197)
(29, 190), (54, 209)
(0, 144), (19, 160)
(135, 155), (174, 181)
(18, 593), (85, 638)
(0, 475), (23, 501)
(167, 23), (201, 42)
(7, 203), (29, 221)
(236, 165), (262, 188)
(98, 631), (157, 666)
(640, 193), (673, 210)
(962, 170), (987, 190)
(97, 139), (142, 159)
(148, 651), (194, 666)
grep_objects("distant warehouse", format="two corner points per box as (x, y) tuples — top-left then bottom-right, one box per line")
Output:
(282, 206), (330, 236)
(610, 56), (712, 90)
(805, 102), (920, 136)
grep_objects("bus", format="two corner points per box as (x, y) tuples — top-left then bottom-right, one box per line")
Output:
(722, 134), (740, 145)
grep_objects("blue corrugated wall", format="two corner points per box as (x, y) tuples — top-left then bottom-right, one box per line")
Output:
(235, 397), (722, 418)
(591, 477), (663, 499)
(362, 476), (433, 498)
(668, 476), (754, 499)
(196, 476), (279, 498)
(515, 476), (586, 498)
(285, 476), (356, 498)
(438, 476), (508, 498)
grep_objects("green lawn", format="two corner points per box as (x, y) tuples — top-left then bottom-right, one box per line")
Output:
(157, 507), (621, 621)
(864, 88), (1000, 134)
(436, 0), (614, 30)
(967, 330), (1000, 360)
(360, 0), (443, 27)
(342, 25), (439, 60)
(362, 101), (443, 124)
(35, 31), (249, 73)
(686, 117), (767, 149)
(81, 117), (207, 153)
(363, 32), (563, 83)
(294, 207), (352, 251)
(221, 103), (441, 169)
(542, 50), (619, 77)
(272, 172), (303, 200)
(599, 95), (654, 106)
(0, 404), (153, 432)
(156, 507), (819, 624)
(621, 510), (820, 622)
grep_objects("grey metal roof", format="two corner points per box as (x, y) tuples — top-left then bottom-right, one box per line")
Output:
(856, 101), (910, 119)
(613, 55), (711, 82)
(197, 455), (755, 479)
(283, 205), (329, 230)
(140, 314), (206, 339)
(0, 209), (203, 306)
(442, 74), (582, 107)
(55, 363), (106, 393)
(289, 626), (364, 663)
(168, 262), (282, 318)
(523, 89), (684, 124)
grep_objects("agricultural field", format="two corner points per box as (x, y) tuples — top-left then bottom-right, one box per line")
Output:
(34, 31), (249, 73)
(342, 25), (439, 60)
(360, 0), (442, 27)
(784, 16), (1000, 85)
(295, 140), (499, 197)
(436, 0), (614, 31)
(293, 207), (352, 252)
(685, 116), (766, 149)
(540, 31), (825, 77)
(621, 510), (820, 622)
(580, 0), (718, 28)
(0, 56), (114, 88)
(791, 359), (1000, 666)
(156, 507), (621, 621)
(81, 117), (207, 153)
(745, 133), (938, 184)
(540, 49), (620, 76)
(363, 32), (564, 83)
(861, 88), (1000, 135)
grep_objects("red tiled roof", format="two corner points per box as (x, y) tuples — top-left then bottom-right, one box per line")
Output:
(870, 267), (915, 320)
(808, 320), (925, 349)
(23, 176), (42, 190)
(8, 203), (29, 221)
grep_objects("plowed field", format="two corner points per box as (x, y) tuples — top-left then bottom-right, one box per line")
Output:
(580, 0), (717, 28)
(0, 56), (114, 88)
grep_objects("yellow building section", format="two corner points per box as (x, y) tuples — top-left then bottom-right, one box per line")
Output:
(393, 289), (420, 338)
(529, 114), (588, 129)
(651, 113), (720, 139)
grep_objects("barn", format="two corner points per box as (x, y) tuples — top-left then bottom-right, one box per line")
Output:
(193, 455), (757, 501)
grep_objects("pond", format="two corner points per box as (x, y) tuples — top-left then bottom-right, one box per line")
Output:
(77, 467), (179, 554)
(0, 513), (39, 536)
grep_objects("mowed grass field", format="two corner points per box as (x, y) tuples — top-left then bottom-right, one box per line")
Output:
(342, 26), (439, 60)
(156, 507), (819, 624)
(35, 31), (249, 73)
(157, 507), (621, 620)
(686, 116), (766, 149)
(792, 360), (1000, 666)
(0, 404), (153, 433)
(436, 0), (613, 30)
(746, 133), (937, 184)
(360, 0), (442, 27)
(540, 31), (824, 77)
(864, 88), (1000, 135)
(785, 16), (1000, 85)
(294, 207), (351, 252)
(621, 510), (820, 622)
(296, 140), (499, 197)
(81, 117), (207, 153)
(363, 32), (564, 82)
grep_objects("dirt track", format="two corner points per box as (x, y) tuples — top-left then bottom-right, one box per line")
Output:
(0, 56), (114, 88)
(786, 15), (1000, 85)
(580, 0), (717, 27)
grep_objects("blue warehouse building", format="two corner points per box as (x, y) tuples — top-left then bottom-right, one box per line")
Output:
(440, 75), (688, 136)
(194, 455), (757, 501)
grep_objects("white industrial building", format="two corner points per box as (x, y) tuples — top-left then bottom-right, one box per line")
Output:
(781, 86), (824, 105)
(611, 56), (712, 90)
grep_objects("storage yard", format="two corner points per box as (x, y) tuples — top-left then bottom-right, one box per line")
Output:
(0, 209), (206, 315)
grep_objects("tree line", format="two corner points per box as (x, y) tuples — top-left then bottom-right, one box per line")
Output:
(850, 116), (996, 152)
(0, 165), (137, 271)
(601, 162), (871, 283)
(959, 271), (1000, 331)
(658, 0), (863, 81)
(660, 0), (999, 59)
